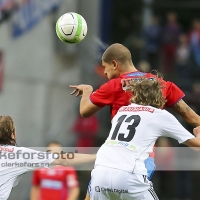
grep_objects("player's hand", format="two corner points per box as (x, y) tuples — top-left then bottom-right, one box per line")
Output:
(69, 84), (93, 97)
(193, 126), (200, 137)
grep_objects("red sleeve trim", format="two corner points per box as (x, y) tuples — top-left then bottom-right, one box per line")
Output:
(166, 94), (185, 107)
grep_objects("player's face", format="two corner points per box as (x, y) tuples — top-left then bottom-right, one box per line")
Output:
(11, 131), (16, 143)
(102, 60), (119, 80)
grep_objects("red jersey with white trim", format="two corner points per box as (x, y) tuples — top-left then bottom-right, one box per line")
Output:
(90, 71), (185, 119)
(32, 166), (78, 200)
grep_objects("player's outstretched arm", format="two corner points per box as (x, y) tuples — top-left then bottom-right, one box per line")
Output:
(52, 153), (96, 166)
(183, 126), (200, 151)
(171, 99), (200, 127)
(70, 84), (100, 117)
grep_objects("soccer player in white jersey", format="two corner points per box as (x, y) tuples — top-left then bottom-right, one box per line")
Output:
(91, 77), (200, 200)
(0, 116), (95, 200)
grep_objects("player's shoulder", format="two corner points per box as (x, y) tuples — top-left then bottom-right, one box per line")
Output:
(144, 72), (155, 78)
(98, 77), (122, 91)
(0, 145), (15, 152)
(0, 145), (31, 153)
(145, 72), (167, 82)
(15, 146), (38, 153)
(159, 108), (178, 121)
(98, 79), (116, 89)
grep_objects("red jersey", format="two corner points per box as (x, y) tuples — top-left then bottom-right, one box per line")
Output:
(32, 166), (78, 200)
(90, 71), (184, 118)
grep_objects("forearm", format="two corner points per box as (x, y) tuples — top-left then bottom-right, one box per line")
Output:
(53, 153), (96, 166)
(67, 187), (80, 200)
(181, 110), (200, 127)
(80, 86), (93, 116)
(80, 86), (100, 117)
(184, 126), (200, 151)
(171, 99), (200, 127)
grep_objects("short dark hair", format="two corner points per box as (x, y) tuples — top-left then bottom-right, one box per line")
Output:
(102, 43), (132, 65)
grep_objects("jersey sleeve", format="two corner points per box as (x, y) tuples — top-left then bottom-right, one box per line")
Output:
(162, 111), (194, 143)
(66, 167), (79, 188)
(164, 81), (185, 107)
(90, 81), (114, 107)
(32, 170), (40, 186)
(16, 147), (56, 171)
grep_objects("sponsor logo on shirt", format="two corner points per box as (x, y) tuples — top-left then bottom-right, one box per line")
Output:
(41, 179), (62, 189)
(105, 140), (137, 151)
(0, 146), (14, 152)
(121, 77), (156, 91)
(95, 186), (128, 194)
(119, 106), (155, 113)
(95, 186), (100, 192)
(126, 72), (146, 77)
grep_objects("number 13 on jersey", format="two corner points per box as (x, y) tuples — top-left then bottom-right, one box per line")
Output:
(111, 115), (141, 142)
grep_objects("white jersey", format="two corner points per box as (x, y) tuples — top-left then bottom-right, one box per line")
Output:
(95, 103), (194, 175)
(0, 146), (55, 200)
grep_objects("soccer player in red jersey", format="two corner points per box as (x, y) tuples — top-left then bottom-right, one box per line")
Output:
(30, 142), (80, 200)
(70, 43), (200, 199)
(70, 43), (200, 128)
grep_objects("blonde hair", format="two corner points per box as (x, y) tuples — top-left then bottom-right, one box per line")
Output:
(0, 116), (16, 145)
(129, 77), (166, 108)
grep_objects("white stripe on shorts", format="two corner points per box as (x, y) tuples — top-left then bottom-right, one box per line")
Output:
(148, 187), (159, 200)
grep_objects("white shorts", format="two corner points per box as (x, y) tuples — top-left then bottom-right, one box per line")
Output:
(91, 166), (159, 200)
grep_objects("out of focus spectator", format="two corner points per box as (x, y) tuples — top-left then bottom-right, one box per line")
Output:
(0, 51), (4, 92)
(114, 14), (133, 43)
(30, 141), (80, 200)
(175, 34), (191, 79)
(186, 82), (200, 115)
(123, 13), (144, 64)
(188, 19), (200, 76)
(144, 16), (161, 70)
(161, 12), (182, 74)
(0, 0), (16, 23)
(137, 60), (151, 72)
(72, 114), (99, 148)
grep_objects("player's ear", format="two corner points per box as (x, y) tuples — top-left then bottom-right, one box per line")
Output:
(112, 60), (118, 69)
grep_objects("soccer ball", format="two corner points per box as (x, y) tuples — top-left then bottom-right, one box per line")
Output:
(56, 12), (87, 44)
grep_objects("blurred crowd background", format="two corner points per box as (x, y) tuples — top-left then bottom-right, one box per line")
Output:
(0, 0), (200, 199)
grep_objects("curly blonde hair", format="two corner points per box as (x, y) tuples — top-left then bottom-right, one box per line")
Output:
(129, 77), (167, 108)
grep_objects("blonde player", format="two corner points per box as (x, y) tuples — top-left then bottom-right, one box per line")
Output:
(90, 77), (200, 200)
